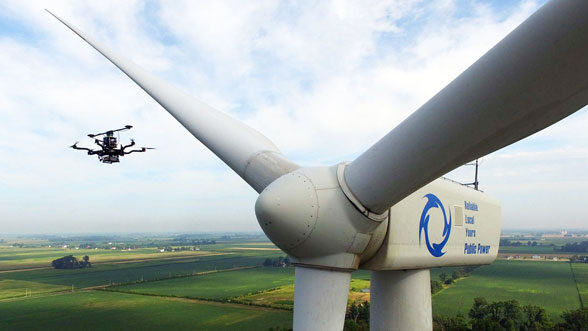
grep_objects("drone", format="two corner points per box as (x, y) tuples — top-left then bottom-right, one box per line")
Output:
(71, 125), (154, 163)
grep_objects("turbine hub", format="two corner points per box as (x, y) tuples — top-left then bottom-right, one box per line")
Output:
(255, 165), (388, 270)
(255, 171), (318, 251)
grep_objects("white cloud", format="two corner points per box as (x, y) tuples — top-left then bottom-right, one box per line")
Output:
(2, 0), (585, 233)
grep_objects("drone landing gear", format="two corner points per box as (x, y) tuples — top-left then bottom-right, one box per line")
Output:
(99, 155), (120, 164)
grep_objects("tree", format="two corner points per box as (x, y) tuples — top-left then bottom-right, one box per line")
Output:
(522, 304), (553, 330)
(431, 280), (443, 294)
(433, 314), (469, 331)
(468, 297), (488, 321)
(558, 307), (588, 330)
(468, 297), (552, 331)
(52, 255), (78, 269)
(51, 255), (91, 269)
(346, 301), (370, 324)
(82, 255), (91, 268)
(439, 272), (448, 283)
(345, 301), (370, 330)
(452, 269), (463, 280)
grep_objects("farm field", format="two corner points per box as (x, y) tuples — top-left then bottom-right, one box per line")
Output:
(0, 290), (292, 331)
(571, 263), (588, 305)
(238, 277), (373, 309)
(234, 267), (459, 309)
(0, 246), (220, 271)
(0, 238), (586, 329)
(113, 267), (296, 300)
(0, 254), (281, 298)
(0, 280), (69, 300)
(498, 245), (559, 254)
(432, 260), (581, 320)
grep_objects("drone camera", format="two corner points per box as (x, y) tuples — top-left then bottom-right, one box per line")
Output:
(104, 136), (117, 149)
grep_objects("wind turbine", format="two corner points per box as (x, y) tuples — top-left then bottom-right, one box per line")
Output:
(48, 1), (588, 330)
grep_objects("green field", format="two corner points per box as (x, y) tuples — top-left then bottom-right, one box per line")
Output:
(113, 267), (295, 300)
(0, 280), (69, 299)
(0, 239), (586, 329)
(0, 290), (291, 330)
(498, 245), (560, 254)
(0, 254), (277, 286)
(432, 260), (581, 320)
(571, 263), (588, 306)
(0, 246), (219, 271)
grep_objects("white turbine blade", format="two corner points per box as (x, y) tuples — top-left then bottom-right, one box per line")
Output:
(293, 266), (351, 331)
(345, 0), (588, 214)
(47, 10), (298, 192)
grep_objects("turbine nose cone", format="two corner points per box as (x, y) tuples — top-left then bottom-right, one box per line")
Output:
(255, 172), (319, 251)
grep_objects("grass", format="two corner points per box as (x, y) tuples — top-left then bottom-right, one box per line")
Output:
(432, 260), (581, 320)
(112, 267), (295, 300)
(0, 290), (292, 331)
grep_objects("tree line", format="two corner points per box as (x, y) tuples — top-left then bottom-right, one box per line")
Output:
(431, 266), (478, 295)
(500, 239), (540, 247)
(263, 256), (291, 267)
(558, 241), (588, 253)
(342, 298), (588, 331)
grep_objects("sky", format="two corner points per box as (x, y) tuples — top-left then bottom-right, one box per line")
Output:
(0, 0), (586, 234)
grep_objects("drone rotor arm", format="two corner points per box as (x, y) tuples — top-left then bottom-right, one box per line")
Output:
(70, 144), (93, 152)
(121, 139), (136, 150)
(123, 149), (146, 155)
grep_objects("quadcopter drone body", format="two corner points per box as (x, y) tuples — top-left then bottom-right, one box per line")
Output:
(71, 125), (153, 163)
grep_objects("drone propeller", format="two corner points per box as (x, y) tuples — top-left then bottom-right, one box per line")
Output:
(87, 125), (133, 138)
(70, 142), (79, 148)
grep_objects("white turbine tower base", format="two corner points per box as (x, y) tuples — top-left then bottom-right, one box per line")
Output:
(293, 267), (351, 331)
(371, 269), (432, 331)
(49, 1), (588, 329)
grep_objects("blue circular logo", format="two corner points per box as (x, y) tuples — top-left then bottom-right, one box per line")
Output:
(419, 194), (452, 257)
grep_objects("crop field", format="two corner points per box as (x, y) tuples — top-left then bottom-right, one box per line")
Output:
(0, 254), (281, 290)
(0, 246), (219, 271)
(497, 245), (559, 254)
(234, 268), (457, 309)
(0, 238), (586, 329)
(113, 267), (296, 300)
(237, 276), (373, 309)
(0, 280), (69, 299)
(0, 290), (291, 331)
(432, 260), (581, 320)
(571, 263), (588, 305)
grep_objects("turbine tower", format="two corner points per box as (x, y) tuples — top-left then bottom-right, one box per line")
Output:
(49, 1), (588, 330)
